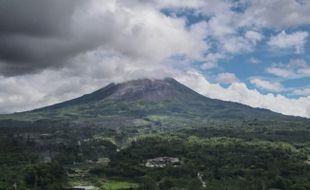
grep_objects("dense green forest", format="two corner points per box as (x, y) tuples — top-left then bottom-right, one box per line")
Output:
(0, 78), (309, 190)
(0, 118), (309, 190)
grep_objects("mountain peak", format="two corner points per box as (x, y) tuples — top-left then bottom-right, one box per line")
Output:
(108, 77), (187, 101)
(34, 77), (200, 111)
(26, 77), (295, 122)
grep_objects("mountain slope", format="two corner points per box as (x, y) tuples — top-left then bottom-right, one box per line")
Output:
(1, 78), (304, 125)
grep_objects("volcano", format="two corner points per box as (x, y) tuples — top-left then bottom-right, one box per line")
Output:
(0, 78), (306, 126)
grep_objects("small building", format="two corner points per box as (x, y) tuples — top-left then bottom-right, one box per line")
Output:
(63, 186), (99, 190)
(145, 157), (180, 168)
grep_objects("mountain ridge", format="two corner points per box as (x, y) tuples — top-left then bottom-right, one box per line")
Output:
(33, 77), (207, 111)
(0, 78), (308, 124)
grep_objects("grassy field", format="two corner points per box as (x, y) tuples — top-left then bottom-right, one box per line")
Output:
(101, 180), (139, 190)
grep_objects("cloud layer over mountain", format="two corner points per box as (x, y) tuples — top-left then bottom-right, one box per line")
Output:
(0, 0), (309, 118)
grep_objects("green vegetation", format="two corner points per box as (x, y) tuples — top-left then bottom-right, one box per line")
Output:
(0, 78), (309, 189)
(0, 116), (309, 190)
(100, 135), (310, 190)
(101, 181), (139, 190)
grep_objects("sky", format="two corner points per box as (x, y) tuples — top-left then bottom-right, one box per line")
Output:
(0, 0), (309, 118)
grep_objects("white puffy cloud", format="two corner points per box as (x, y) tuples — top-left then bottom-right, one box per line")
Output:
(80, 0), (209, 62)
(266, 59), (310, 79)
(204, 10), (255, 55)
(239, 0), (310, 28)
(0, 49), (177, 113)
(248, 57), (260, 64)
(292, 86), (310, 96)
(200, 53), (224, 70)
(201, 62), (217, 70)
(267, 31), (309, 53)
(216, 72), (239, 84)
(177, 71), (310, 118)
(221, 37), (253, 53)
(245, 30), (263, 44)
(250, 78), (283, 92)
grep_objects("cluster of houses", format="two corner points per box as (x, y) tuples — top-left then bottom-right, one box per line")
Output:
(63, 185), (98, 190)
(145, 156), (181, 168)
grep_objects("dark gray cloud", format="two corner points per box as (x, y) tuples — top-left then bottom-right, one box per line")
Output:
(0, 0), (81, 37)
(0, 0), (208, 76)
(1, 0), (228, 78)
(0, 0), (90, 76)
